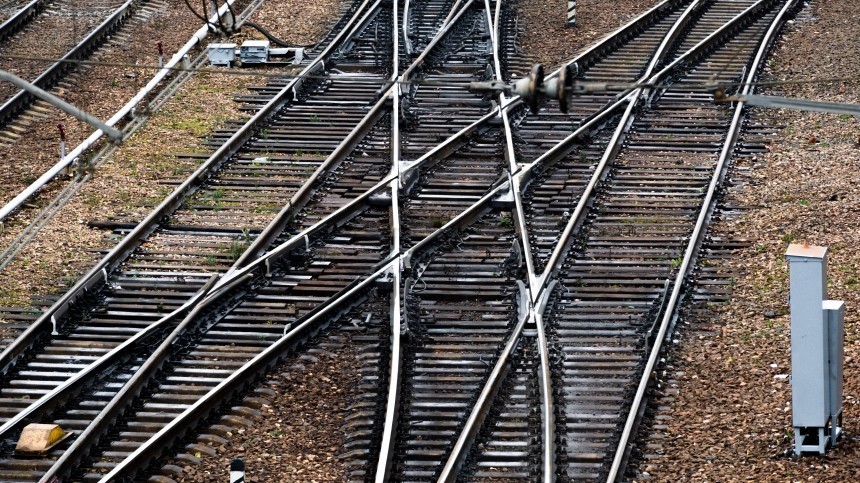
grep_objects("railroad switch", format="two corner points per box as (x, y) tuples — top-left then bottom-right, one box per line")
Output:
(15, 423), (71, 455)
(786, 244), (845, 455)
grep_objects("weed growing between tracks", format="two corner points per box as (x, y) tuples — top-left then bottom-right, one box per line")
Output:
(0, 71), (263, 310)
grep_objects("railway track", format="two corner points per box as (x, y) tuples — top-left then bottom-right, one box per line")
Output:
(0, 0), (338, 273)
(0, 0), (159, 137)
(0, 0), (394, 478)
(0, 0), (803, 480)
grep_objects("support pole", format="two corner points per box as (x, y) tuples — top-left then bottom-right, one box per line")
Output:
(57, 124), (66, 161)
(0, 70), (122, 141)
(229, 458), (244, 483)
(566, 0), (576, 27)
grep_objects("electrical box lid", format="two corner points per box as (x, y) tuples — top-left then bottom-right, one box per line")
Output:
(208, 43), (237, 50)
(786, 243), (828, 260)
(241, 40), (271, 49)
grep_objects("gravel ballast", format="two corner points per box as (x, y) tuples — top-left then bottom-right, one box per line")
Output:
(0, 0), (207, 200)
(518, 0), (662, 68)
(151, 1), (671, 479)
(0, 0), (341, 311)
(635, 1), (860, 480)
(0, 70), (263, 308)
(171, 330), (362, 482)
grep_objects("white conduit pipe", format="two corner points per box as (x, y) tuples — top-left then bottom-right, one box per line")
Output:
(0, 0), (237, 223)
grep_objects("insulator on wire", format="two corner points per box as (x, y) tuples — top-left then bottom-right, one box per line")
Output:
(468, 63), (579, 113)
(512, 64), (544, 114)
(543, 64), (574, 113)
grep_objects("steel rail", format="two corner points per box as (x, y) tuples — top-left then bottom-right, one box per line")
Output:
(376, 0), (403, 477)
(484, 0), (538, 294)
(28, 68), (396, 483)
(436, 1), (536, 478)
(0, 0), (46, 42)
(401, 0), (473, 82)
(28, 3), (495, 478)
(379, 255), (404, 478)
(438, 281), (531, 483)
(0, 0), (141, 126)
(605, 0), (799, 480)
(0, 0), (241, 224)
(534, 281), (558, 482)
(96, 260), (395, 482)
(534, 0), (777, 295)
(338, 2), (381, 55)
(0, 0), (381, 377)
(441, 0), (467, 28)
(379, 2), (506, 477)
(436, 2), (704, 479)
(35, 272), (255, 482)
(402, 0), (412, 55)
(0, 275), (219, 441)
(0, 2), (696, 475)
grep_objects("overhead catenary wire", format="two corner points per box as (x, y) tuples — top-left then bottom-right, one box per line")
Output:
(3, 52), (860, 93)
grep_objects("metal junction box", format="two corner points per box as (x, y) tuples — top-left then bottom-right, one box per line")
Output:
(786, 244), (844, 455)
(207, 43), (237, 66)
(240, 40), (270, 64)
(269, 47), (305, 65)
